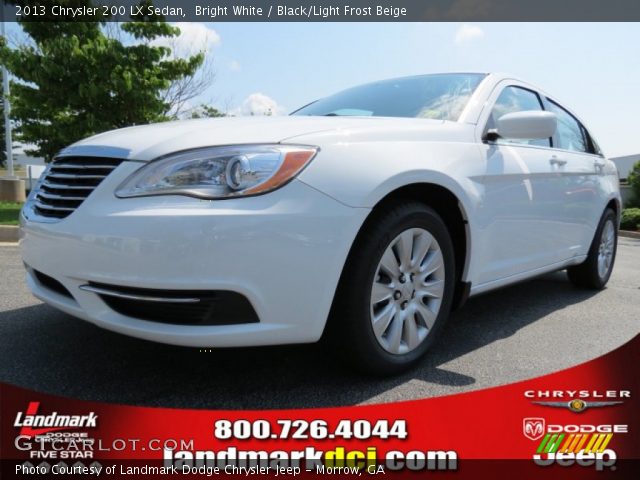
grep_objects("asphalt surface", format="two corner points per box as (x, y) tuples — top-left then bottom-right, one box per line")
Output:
(1, 239), (639, 409)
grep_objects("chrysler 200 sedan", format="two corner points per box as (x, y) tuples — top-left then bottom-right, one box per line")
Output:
(20, 73), (620, 374)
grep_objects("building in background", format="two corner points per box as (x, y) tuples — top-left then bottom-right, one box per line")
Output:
(10, 147), (45, 193)
(612, 154), (639, 207)
(612, 154), (639, 181)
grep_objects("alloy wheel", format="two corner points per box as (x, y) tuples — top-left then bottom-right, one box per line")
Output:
(597, 219), (615, 279)
(370, 228), (445, 355)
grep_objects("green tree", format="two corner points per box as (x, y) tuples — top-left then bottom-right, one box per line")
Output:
(190, 104), (226, 119)
(0, 1), (204, 161)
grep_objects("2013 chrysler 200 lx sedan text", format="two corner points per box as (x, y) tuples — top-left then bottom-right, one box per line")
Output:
(20, 73), (620, 374)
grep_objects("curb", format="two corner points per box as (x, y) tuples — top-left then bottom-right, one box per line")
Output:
(0, 225), (19, 242)
(619, 230), (640, 239)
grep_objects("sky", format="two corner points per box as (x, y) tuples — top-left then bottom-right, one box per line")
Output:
(6, 22), (640, 157)
(195, 22), (640, 158)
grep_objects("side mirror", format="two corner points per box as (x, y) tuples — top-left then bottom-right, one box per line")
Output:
(487, 111), (557, 141)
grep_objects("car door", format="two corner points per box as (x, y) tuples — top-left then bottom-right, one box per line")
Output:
(473, 83), (569, 285)
(540, 97), (605, 258)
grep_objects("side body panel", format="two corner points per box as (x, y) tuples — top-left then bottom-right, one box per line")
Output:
(293, 75), (621, 295)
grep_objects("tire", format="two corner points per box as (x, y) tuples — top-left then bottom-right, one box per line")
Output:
(328, 202), (456, 375)
(567, 208), (618, 289)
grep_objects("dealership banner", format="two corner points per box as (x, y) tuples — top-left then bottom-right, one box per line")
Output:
(3, 0), (640, 22)
(1, 335), (638, 478)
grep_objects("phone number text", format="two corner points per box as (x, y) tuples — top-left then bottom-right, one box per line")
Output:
(214, 419), (407, 440)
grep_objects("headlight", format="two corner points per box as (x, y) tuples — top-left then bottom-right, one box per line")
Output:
(115, 144), (318, 199)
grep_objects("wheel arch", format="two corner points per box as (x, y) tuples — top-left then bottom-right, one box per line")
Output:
(605, 197), (621, 223)
(326, 182), (473, 340)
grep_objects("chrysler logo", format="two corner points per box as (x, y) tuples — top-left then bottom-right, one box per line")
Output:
(523, 417), (546, 441)
(532, 400), (623, 413)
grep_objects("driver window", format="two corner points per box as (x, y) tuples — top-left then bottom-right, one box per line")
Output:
(487, 86), (551, 147)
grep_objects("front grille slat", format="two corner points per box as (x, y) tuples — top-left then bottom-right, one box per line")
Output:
(52, 164), (121, 170)
(42, 181), (96, 190)
(34, 202), (76, 212)
(30, 156), (124, 220)
(36, 191), (87, 202)
(47, 172), (108, 180)
(52, 157), (123, 166)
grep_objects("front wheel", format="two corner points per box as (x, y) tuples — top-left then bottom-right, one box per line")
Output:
(567, 208), (618, 289)
(329, 202), (456, 375)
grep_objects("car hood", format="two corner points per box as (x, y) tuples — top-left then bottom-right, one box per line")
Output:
(60, 116), (467, 161)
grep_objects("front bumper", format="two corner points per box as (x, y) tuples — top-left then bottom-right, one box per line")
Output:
(20, 161), (369, 347)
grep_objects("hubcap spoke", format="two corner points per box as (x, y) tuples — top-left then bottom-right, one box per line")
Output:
(403, 315), (420, 350)
(372, 304), (396, 338)
(380, 248), (401, 277)
(411, 231), (433, 269)
(414, 301), (437, 329)
(371, 281), (394, 304)
(420, 249), (443, 276)
(370, 227), (446, 355)
(418, 279), (445, 299)
(394, 230), (414, 271)
(386, 312), (404, 353)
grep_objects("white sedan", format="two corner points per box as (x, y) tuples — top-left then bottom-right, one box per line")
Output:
(20, 73), (620, 374)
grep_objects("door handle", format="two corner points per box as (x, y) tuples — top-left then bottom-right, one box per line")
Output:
(594, 161), (606, 171)
(549, 156), (567, 166)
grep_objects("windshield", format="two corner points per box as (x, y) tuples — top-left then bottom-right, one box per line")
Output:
(292, 73), (486, 121)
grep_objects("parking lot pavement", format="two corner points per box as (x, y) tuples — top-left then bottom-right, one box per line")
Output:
(1, 238), (639, 410)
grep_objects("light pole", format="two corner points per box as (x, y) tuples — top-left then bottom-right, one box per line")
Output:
(0, 8), (25, 202)
(1, 19), (14, 178)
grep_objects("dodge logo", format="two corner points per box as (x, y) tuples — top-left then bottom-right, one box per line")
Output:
(523, 418), (545, 441)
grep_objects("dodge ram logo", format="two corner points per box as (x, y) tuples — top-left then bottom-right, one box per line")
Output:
(523, 418), (545, 441)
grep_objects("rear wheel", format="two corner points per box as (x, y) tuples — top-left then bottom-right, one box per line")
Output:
(567, 208), (617, 289)
(329, 202), (455, 375)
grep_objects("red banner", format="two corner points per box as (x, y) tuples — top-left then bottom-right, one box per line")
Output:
(2, 335), (638, 479)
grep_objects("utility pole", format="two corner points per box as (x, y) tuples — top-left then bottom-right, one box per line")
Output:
(1, 20), (13, 177)
(0, 10), (25, 202)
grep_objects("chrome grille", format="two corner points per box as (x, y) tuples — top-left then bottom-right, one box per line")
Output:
(33, 156), (124, 219)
